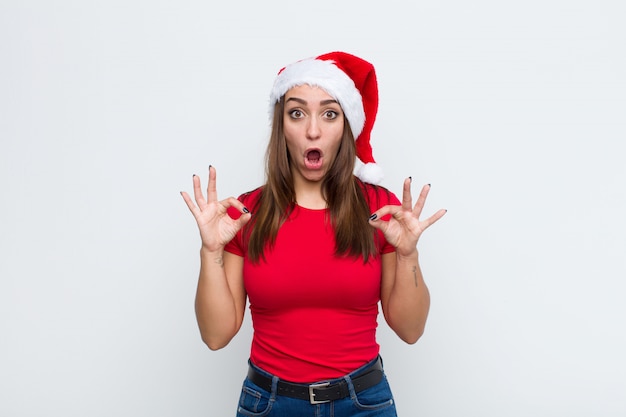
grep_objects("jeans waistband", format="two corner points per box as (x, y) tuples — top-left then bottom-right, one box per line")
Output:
(246, 356), (384, 404)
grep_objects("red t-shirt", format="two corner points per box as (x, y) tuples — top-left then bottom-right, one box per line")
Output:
(225, 184), (400, 382)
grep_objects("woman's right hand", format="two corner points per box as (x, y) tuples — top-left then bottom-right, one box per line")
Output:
(180, 166), (251, 252)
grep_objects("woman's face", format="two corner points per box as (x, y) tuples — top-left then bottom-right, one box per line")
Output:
(283, 84), (345, 184)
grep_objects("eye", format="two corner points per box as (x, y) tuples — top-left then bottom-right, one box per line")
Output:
(288, 109), (304, 119)
(323, 110), (339, 120)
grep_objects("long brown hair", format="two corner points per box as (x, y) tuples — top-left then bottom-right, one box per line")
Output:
(245, 98), (378, 263)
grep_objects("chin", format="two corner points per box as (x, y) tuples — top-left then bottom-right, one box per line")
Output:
(304, 175), (324, 183)
(302, 171), (326, 182)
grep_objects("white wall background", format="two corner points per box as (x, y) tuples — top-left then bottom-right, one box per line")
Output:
(1, 1), (624, 416)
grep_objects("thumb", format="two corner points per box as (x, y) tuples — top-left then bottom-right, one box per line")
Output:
(235, 212), (252, 229)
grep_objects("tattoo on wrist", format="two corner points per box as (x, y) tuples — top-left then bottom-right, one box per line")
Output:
(412, 266), (418, 287)
(214, 257), (224, 267)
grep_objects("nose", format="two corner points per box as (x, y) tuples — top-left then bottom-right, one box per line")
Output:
(306, 116), (321, 140)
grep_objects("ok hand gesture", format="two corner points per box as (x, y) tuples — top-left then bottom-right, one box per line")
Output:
(368, 179), (446, 257)
(180, 166), (251, 252)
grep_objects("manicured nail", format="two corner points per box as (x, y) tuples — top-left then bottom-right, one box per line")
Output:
(409, 176), (412, 182)
(428, 183), (431, 187)
(369, 213), (378, 221)
(242, 207), (250, 214)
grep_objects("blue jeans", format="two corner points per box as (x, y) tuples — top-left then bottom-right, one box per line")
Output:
(236, 356), (398, 417)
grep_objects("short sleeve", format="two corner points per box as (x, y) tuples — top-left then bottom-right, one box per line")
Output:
(224, 188), (262, 257)
(363, 184), (401, 255)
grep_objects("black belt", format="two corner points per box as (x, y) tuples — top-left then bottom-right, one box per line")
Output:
(247, 357), (384, 404)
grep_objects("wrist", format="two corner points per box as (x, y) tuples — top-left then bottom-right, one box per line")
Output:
(396, 248), (419, 263)
(200, 245), (225, 257)
(200, 246), (226, 268)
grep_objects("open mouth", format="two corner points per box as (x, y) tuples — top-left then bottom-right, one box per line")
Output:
(304, 149), (323, 169)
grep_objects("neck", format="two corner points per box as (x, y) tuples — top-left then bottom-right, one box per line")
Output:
(293, 177), (326, 209)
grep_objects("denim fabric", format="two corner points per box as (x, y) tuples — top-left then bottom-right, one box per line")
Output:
(236, 356), (397, 417)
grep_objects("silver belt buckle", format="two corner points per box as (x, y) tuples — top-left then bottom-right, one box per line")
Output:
(308, 381), (330, 404)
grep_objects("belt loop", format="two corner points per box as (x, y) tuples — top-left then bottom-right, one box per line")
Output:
(270, 375), (279, 400)
(343, 373), (357, 400)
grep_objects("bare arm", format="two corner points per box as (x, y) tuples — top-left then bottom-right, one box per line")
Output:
(180, 166), (251, 350)
(194, 249), (246, 350)
(380, 251), (430, 344)
(370, 179), (445, 344)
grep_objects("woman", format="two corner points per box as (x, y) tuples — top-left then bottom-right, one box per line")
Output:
(181, 51), (446, 416)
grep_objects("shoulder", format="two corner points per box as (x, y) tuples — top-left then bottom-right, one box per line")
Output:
(358, 181), (401, 208)
(227, 186), (263, 219)
(237, 186), (264, 207)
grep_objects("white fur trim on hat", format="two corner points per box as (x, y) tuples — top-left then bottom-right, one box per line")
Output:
(354, 160), (384, 185)
(269, 58), (366, 138)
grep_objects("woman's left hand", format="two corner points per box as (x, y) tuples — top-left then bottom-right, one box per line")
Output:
(368, 179), (446, 257)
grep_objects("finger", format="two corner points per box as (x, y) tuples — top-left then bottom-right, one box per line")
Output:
(413, 184), (431, 218)
(206, 165), (218, 203)
(192, 174), (207, 207)
(368, 212), (390, 233)
(369, 205), (408, 233)
(369, 204), (396, 221)
(220, 196), (250, 214)
(420, 208), (447, 230)
(180, 191), (200, 216)
(401, 177), (413, 210)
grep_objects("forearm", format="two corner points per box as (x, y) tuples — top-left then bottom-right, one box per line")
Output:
(194, 248), (243, 350)
(384, 250), (431, 344)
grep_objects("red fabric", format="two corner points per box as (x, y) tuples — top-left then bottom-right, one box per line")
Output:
(225, 184), (400, 382)
(316, 51), (379, 166)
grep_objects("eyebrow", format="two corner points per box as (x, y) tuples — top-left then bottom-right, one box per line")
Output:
(285, 97), (339, 106)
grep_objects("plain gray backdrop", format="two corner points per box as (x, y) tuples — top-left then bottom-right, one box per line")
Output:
(1, 0), (625, 416)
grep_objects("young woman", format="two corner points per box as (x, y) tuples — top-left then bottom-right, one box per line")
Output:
(181, 51), (446, 416)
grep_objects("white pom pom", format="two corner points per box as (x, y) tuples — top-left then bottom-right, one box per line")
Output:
(355, 162), (384, 185)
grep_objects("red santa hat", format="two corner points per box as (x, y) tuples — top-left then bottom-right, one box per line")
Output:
(269, 51), (384, 184)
